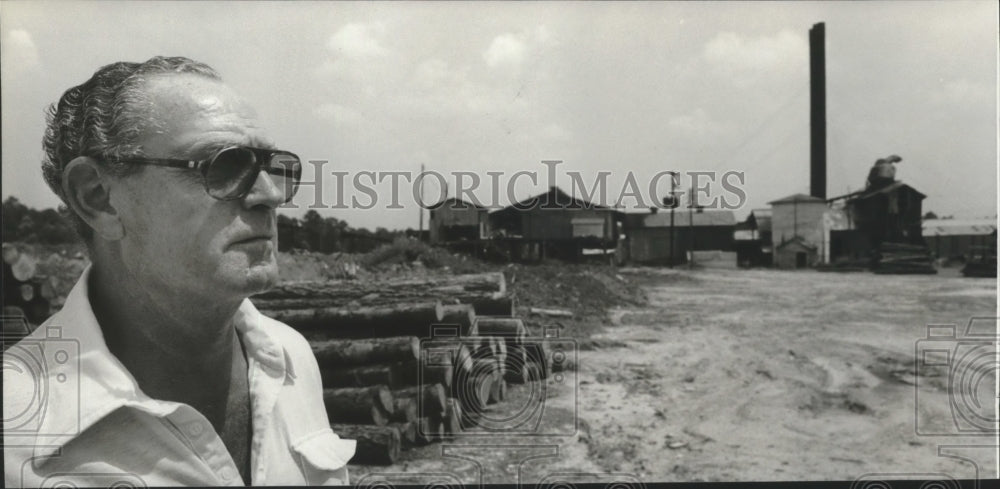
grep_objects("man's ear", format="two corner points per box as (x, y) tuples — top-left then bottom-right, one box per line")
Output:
(62, 157), (125, 240)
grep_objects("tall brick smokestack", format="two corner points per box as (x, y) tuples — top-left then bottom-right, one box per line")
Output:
(809, 22), (826, 200)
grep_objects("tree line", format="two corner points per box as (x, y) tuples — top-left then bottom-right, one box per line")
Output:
(2, 197), (78, 244)
(2, 197), (416, 253)
(278, 210), (420, 253)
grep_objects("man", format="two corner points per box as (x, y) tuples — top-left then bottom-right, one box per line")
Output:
(3, 57), (355, 487)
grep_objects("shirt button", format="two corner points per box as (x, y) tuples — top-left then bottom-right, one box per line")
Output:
(220, 467), (235, 482)
(187, 423), (204, 437)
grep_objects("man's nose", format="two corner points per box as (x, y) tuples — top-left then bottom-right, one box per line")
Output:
(242, 170), (285, 209)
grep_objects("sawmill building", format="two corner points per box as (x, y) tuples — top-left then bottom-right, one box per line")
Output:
(621, 208), (736, 265)
(428, 197), (490, 244)
(488, 186), (623, 261)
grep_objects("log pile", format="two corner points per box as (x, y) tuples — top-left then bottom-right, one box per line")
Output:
(254, 272), (551, 466)
(873, 242), (937, 274)
(2, 244), (54, 327)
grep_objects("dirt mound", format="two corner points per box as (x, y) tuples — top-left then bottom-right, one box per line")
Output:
(278, 238), (494, 283)
(506, 263), (647, 338)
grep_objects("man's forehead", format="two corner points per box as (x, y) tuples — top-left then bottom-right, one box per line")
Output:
(139, 74), (273, 156)
(144, 74), (254, 115)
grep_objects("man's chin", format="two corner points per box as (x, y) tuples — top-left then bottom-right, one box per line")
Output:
(217, 255), (280, 296)
(239, 264), (278, 295)
(240, 261), (280, 294)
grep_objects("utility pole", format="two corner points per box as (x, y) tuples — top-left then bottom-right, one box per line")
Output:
(418, 163), (425, 240)
(671, 173), (677, 268)
(689, 186), (695, 269)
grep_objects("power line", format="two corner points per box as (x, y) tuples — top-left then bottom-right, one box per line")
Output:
(717, 85), (810, 168)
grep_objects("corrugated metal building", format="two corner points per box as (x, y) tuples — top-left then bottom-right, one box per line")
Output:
(922, 218), (997, 260)
(622, 208), (736, 265)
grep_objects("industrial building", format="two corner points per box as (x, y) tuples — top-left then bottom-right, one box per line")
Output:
(735, 209), (773, 267)
(428, 197), (490, 244)
(622, 208), (736, 265)
(768, 194), (828, 269)
(488, 186), (622, 261)
(922, 218), (998, 261)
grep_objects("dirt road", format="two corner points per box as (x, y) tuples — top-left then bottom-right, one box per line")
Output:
(350, 268), (997, 484)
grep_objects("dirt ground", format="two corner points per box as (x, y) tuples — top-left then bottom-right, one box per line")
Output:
(349, 267), (998, 484)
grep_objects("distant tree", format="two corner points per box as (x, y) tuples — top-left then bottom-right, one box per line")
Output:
(34, 208), (78, 244)
(302, 210), (325, 251)
(3, 197), (29, 240)
(922, 211), (938, 220)
(2, 197), (78, 244)
(277, 214), (306, 251)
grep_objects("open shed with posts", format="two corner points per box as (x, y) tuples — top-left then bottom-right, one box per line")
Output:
(488, 186), (622, 262)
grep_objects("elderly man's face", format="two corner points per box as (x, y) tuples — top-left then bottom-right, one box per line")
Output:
(108, 74), (283, 301)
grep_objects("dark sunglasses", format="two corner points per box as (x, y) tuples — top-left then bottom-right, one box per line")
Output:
(118, 146), (302, 202)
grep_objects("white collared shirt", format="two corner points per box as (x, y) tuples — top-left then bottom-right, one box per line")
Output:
(3, 266), (355, 487)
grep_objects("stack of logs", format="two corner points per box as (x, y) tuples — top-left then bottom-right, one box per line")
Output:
(873, 242), (937, 274)
(251, 272), (554, 465)
(2, 244), (55, 327)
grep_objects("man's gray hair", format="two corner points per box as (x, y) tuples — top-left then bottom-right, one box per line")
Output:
(42, 56), (221, 240)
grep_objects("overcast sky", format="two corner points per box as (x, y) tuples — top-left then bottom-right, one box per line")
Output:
(2, 1), (996, 230)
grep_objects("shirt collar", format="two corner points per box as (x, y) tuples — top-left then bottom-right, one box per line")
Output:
(232, 296), (296, 380)
(29, 265), (295, 461)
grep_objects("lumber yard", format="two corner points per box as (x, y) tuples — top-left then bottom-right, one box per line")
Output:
(251, 271), (566, 465)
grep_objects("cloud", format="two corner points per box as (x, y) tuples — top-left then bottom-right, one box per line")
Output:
(484, 33), (527, 69)
(1, 29), (41, 72)
(327, 22), (388, 58)
(483, 26), (552, 71)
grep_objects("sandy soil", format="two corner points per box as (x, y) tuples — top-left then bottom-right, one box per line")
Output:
(349, 268), (998, 484)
